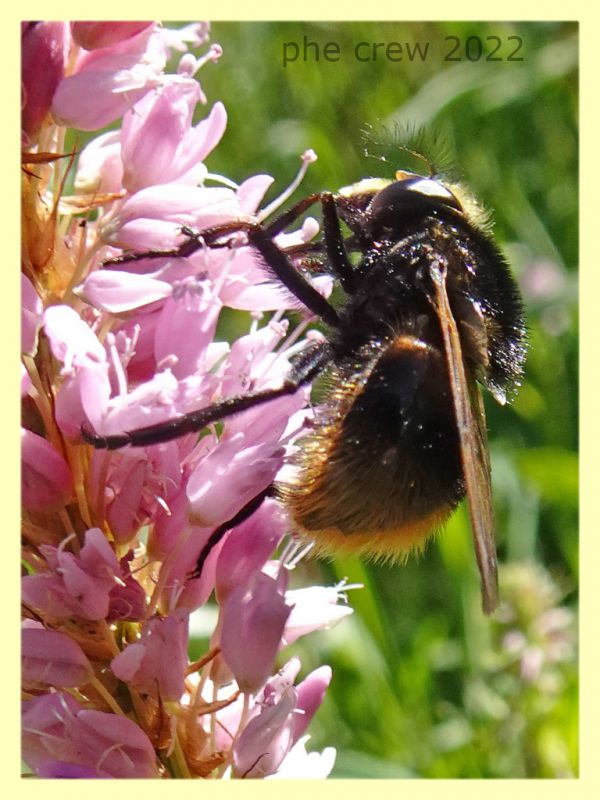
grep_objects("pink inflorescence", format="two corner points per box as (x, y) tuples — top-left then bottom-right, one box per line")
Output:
(21, 21), (348, 779)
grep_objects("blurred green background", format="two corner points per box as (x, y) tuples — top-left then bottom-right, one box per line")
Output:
(191, 21), (578, 778)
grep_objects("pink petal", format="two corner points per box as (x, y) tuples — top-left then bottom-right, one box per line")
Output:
(153, 279), (222, 379)
(54, 362), (110, 437)
(22, 692), (83, 772)
(282, 586), (354, 646)
(292, 666), (332, 742)
(121, 81), (201, 191)
(52, 70), (157, 131)
(57, 553), (113, 619)
(215, 499), (286, 602)
(21, 428), (73, 512)
(21, 273), (43, 355)
(22, 628), (93, 687)
(220, 571), (293, 693)
(78, 269), (171, 313)
(74, 130), (123, 194)
(268, 736), (336, 779)
(189, 101), (228, 164)
(232, 687), (297, 777)
(21, 22), (69, 142)
(187, 433), (285, 527)
(111, 609), (189, 701)
(110, 642), (145, 681)
(21, 573), (74, 619)
(105, 184), (240, 251)
(43, 305), (106, 369)
(79, 527), (121, 574)
(168, 524), (225, 611)
(105, 456), (148, 543)
(98, 368), (180, 437)
(71, 22), (154, 51)
(107, 553), (147, 621)
(72, 709), (158, 777)
(237, 174), (275, 214)
(52, 28), (163, 131)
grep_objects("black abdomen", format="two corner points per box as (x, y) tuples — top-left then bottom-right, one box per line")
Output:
(283, 334), (465, 558)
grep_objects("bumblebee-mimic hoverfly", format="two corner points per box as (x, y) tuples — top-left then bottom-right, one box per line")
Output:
(84, 162), (526, 614)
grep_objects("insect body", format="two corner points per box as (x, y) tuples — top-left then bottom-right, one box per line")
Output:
(84, 168), (526, 614)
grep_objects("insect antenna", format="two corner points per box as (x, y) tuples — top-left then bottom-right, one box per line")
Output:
(361, 121), (456, 180)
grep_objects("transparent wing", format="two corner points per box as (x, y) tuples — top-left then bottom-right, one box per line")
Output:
(429, 260), (498, 614)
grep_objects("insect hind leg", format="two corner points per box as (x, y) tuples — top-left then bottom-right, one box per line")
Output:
(81, 341), (332, 449)
(190, 485), (276, 580)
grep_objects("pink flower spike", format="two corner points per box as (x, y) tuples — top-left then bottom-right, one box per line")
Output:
(220, 571), (293, 694)
(232, 686), (297, 778)
(292, 666), (332, 743)
(71, 22), (154, 51)
(22, 627), (93, 688)
(21, 274), (43, 356)
(21, 428), (73, 513)
(215, 499), (286, 603)
(21, 22), (69, 143)
(111, 609), (189, 701)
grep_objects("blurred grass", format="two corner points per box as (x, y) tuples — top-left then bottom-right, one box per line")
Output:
(191, 21), (578, 778)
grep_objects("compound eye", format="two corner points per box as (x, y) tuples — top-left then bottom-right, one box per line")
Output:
(401, 174), (462, 206)
(368, 173), (463, 232)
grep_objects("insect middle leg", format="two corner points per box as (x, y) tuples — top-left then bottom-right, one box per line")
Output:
(105, 213), (341, 327)
(106, 189), (356, 317)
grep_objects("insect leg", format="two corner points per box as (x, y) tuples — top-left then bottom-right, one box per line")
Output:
(188, 343), (332, 579)
(105, 214), (340, 326)
(101, 219), (263, 267)
(243, 222), (340, 327)
(190, 484), (276, 580)
(264, 193), (324, 236)
(265, 192), (356, 293)
(320, 192), (356, 294)
(82, 341), (332, 449)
